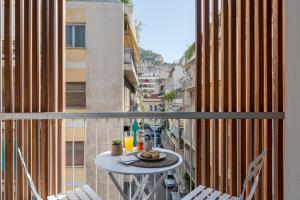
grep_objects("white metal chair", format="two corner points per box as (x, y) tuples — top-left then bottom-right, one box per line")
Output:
(182, 150), (266, 200)
(18, 148), (102, 200)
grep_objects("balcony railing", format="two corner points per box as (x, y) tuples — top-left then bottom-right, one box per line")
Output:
(0, 112), (284, 199)
(124, 48), (137, 72)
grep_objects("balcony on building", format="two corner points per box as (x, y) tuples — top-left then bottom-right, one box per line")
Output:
(124, 48), (139, 85)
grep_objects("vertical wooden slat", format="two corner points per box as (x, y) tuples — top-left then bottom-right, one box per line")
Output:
(15, 0), (25, 198)
(220, 0), (228, 192)
(32, 0), (41, 190)
(40, 0), (49, 197)
(263, 0), (273, 198)
(195, 0), (202, 186)
(0, 0), (3, 197)
(228, 0), (237, 195)
(272, 0), (279, 197)
(201, 0), (211, 187)
(4, 0), (14, 199)
(24, 1), (33, 199)
(211, 0), (219, 190)
(237, 0), (246, 195)
(49, 0), (58, 194)
(277, 0), (285, 199)
(245, 0), (254, 196)
(254, 0), (264, 199)
(58, 0), (66, 193)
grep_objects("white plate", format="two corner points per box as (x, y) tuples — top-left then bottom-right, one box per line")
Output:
(136, 152), (166, 162)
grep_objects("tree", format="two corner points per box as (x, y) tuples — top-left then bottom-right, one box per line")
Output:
(183, 43), (195, 62)
(121, 0), (132, 5)
(163, 92), (177, 102)
(135, 20), (143, 44)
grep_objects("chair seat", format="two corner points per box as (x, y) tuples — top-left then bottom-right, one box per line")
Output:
(182, 185), (238, 200)
(47, 185), (102, 200)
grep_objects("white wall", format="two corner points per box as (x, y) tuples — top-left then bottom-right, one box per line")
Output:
(285, 0), (300, 199)
(85, 1), (124, 112)
(67, 2), (124, 199)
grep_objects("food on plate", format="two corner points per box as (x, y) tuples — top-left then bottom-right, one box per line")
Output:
(141, 150), (161, 159)
(141, 152), (152, 158)
(152, 153), (160, 159)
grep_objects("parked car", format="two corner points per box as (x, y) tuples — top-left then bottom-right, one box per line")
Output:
(155, 127), (162, 134)
(144, 124), (153, 133)
(164, 171), (177, 189)
(150, 133), (162, 145)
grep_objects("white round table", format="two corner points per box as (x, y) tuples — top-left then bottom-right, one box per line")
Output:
(95, 148), (183, 200)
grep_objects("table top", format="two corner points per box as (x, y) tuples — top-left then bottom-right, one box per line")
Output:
(95, 148), (183, 175)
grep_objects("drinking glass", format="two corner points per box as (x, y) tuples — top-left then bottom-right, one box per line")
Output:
(125, 136), (133, 153)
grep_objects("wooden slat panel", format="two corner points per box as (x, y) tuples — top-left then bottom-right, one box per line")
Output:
(201, 0), (211, 187)
(15, 0), (25, 199)
(4, 0), (14, 199)
(40, 0), (49, 197)
(24, 0), (33, 199)
(57, 0), (66, 193)
(193, 0), (285, 198)
(220, 0), (228, 192)
(277, 0), (285, 199)
(272, 0), (279, 194)
(254, 0), (264, 199)
(237, 0), (246, 195)
(211, 0), (219, 190)
(228, 0), (237, 195)
(0, 0), (3, 198)
(0, 0), (64, 198)
(32, 0), (41, 191)
(263, 0), (273, 199)
(245, 0), (254, 196)
(49, 0), (58, 195)
(195, 0), (202, 186)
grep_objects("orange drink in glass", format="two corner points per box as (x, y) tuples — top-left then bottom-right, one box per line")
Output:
(125, 135), (133, 153)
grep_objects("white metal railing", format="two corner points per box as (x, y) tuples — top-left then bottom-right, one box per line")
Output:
(0, 112), (285, 120)
(0, 112), (285, 200)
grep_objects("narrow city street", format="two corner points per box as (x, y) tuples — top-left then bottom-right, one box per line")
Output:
(147, 175), (180, 200)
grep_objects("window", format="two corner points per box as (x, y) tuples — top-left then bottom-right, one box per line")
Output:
(149, 105), (153, 111)
(66, 24), (85, 48)
(66, 82), (86, 108)
(154, 105), (158, 111)
(66, 142), (84, 166)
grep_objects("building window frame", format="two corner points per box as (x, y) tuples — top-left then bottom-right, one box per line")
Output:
(66, 23), (86, 48)
(66, 141), (85, 167)
(66, 82), (86, 108)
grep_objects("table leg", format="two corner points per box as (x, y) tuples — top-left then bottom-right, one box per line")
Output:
(144, 172), (167, 200)
(108, 172), (128, 200)
(154, 174), (157, 200)
(131, 175), (149, 200)
(132, 175), (148, 198)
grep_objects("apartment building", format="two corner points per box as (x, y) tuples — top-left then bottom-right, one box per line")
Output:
(181, 54), (196, 190)
(65, 0), (139, 199)
(163, 55), (196, 192)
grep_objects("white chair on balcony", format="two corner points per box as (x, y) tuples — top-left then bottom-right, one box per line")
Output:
(17, 148), (102, 200)
(182, 150), (266, 200)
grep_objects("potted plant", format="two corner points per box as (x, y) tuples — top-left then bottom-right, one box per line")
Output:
(111, 138), (123, 156)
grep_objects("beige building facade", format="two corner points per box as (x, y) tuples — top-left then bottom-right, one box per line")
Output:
(65, 0), (139, 199)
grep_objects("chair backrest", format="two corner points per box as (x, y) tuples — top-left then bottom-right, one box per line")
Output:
(239, 150), (266, 200)
(17, 148), (43, 200)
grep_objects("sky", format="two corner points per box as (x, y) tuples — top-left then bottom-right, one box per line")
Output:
(133, 0), (195, 63)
